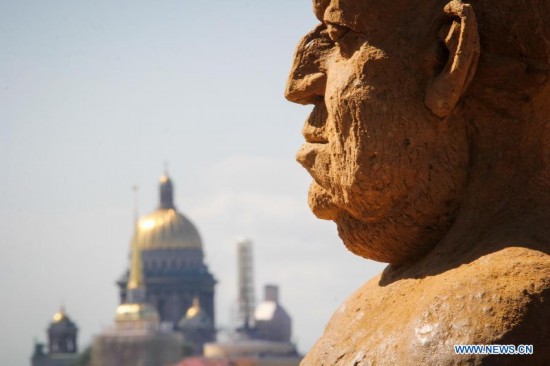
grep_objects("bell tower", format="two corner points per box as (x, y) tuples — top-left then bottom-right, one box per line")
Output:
(47, 307), (78, 354)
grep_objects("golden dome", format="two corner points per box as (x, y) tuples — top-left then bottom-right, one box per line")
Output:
(115, 303), (159, 323)
(131, 174), (202, 251)
(134, 208), (202, 250)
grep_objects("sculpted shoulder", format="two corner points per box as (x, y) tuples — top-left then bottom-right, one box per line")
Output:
(303, 247), (550, 366)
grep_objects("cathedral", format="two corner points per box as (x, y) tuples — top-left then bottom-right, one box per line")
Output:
(91, 172), (217, 365)
(31, 172), (301, 365)
(116, 173), (216, 334)
(32, 172), (217, 366)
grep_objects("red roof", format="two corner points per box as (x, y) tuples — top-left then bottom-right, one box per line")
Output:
(171, 357), (228, 366)
(171, 356), (258, 366)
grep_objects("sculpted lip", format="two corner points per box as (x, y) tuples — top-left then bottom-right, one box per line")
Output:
(296, 142), (337, 220)
(296, 142), (318, 169)
(302, 103), (329, 143)
(297, 104), (331, 187)
(296, 142), (331, 189)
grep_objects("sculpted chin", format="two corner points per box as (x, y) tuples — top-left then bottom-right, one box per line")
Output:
(286, 0), (550, 364)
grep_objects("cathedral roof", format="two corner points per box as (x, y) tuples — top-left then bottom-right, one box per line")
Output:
(133, 174), (203, 251)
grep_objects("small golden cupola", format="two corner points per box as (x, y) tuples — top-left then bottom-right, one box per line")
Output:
(52, 307), (68, 324)
(184, 297), (205, 320)
(179, 297), (212, 329)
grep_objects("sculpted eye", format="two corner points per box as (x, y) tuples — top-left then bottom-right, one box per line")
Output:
(326, 23), (351, 42)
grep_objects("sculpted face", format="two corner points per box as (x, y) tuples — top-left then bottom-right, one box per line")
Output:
(286, 0), (475, 264)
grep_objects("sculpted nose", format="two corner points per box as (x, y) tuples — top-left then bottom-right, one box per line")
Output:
(285, 72), (326, 105)
(285, 25), (331, 105)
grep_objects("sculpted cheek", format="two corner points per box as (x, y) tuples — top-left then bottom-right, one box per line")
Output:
(327, 92), (411, 219)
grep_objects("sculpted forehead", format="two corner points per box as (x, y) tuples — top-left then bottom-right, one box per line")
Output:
(314, 0), (371, 29)
(312, 0), (430, 29)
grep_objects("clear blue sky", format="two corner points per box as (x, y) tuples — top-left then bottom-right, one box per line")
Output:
(0, 1), (384, 364)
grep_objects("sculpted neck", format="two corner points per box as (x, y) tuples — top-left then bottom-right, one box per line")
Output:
(382, 108), (550, 281)
(436, 107), (550, 262)
(463, 101), (549, 218)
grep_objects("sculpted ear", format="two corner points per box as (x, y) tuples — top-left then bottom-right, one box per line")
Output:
(425, 0), (480, 119)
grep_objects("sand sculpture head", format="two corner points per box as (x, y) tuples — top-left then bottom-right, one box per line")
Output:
(286, 0), (550, 264)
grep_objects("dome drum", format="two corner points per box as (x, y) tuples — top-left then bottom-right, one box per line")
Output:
(141, 248), (205, 275)
(118, 271), (215, 310)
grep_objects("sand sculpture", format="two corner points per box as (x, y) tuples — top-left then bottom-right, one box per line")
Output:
(286, 0), (550, 364)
